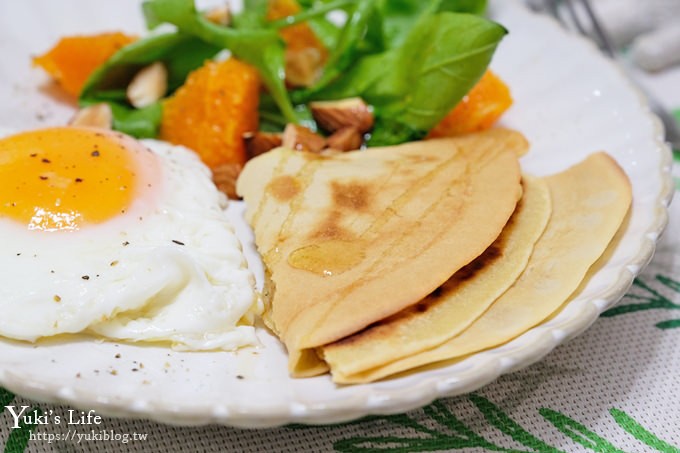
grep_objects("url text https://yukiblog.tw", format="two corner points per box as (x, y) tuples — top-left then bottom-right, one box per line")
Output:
(30, 430), (148, 445)
(5, 405), (148, 444)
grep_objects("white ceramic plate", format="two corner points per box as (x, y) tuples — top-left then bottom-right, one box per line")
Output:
(0, 0), (672, 428)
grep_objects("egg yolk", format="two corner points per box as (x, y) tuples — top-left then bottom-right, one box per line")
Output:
(0, 127), (153, 231)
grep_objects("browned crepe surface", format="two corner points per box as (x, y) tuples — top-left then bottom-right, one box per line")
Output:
(237, 129), (526, 375)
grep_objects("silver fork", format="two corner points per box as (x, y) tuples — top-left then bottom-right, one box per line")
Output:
(531, 0), (680, 150)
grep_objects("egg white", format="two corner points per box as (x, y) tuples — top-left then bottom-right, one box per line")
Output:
(0, 136), (261, 351)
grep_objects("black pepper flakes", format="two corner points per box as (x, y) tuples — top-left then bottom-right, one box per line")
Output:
(29, 153), (37, 158)
(236, 375), (244, 380)
(75, 178), (83, 183)
(41, 158), (51, 164)
(81, 275), (90, 280)
(39, 175), (48, 180)
(172, 240), (185, 246)
(91, 150), (100, 157)
(131, 368), (138, 372)
(122, 241), (130, 246)
(114, 353), (121, 359)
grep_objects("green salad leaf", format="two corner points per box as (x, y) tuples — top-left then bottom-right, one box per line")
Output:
(296, 10), (506, 145)
(143, 0), (299, 124)
(79, 0), (503, 146)
(378, 0), (488, 48)
(80, 32), (220, 138)
(367, 12), (506, 145)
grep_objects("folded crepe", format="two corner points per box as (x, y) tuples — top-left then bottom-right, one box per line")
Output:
(321, 174), (551, 379)
(325, 152), (631, 383)
(237, 129), (526, 376)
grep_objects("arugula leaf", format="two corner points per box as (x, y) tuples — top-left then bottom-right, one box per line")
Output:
(232, 0), (270, 29)
(78, 99), (162, 138)
(143, 0), (299, 124)
(294, 50), (395, 103)
(301, 0), (379, 96)
(81, 32), (220, 102)
(108, 103), (163, 138)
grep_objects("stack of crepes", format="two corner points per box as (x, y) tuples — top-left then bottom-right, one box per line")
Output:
(236, 129), (632, 383)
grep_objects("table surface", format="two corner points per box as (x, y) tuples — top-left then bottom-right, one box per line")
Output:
(1, 6), (680, 453)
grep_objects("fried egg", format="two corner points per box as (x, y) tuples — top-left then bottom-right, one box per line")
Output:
(0, 127), (260, 351)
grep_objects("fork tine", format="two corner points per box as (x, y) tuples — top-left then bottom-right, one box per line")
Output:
(577, 0), (616, 57)
(563, 0), (588, 36)
(534, 0), (680, 149)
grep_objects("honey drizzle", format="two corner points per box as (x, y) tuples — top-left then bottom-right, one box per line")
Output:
(263, 153), (324, 267)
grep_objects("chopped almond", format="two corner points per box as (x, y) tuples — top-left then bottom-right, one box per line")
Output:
(326, 127), (363, 151)
(212, 162), (243, 199)
(204, 4), (231, 26)
(244, 131), (283, 159)
(69, 103), (113, 129)
(127, 62), (168, 108)
(282, 124), (326, 153)
(310, 98), (374, 133)
(285, 48), (323, 88)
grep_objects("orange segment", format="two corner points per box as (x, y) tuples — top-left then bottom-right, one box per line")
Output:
(267, 0), (327, 52)
(267, 0), (328, 86)
(33, 32), (137, 98)
(160, 58), (260, 168)
(428, 70), (513, 138)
